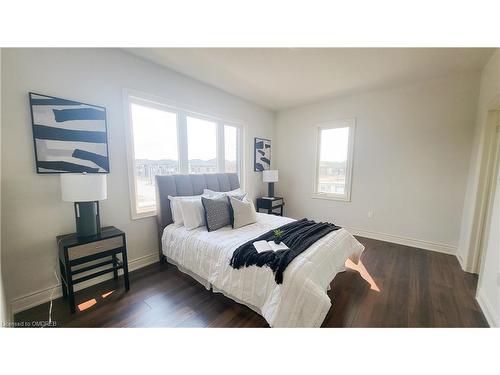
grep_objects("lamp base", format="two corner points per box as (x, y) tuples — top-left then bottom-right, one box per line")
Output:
(267, 182), (275, 198)
(74, 201), (101, 238)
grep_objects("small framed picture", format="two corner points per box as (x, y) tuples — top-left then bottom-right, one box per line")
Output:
(254, 137), (271, 171)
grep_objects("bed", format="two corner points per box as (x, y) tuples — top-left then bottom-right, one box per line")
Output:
(156, 173), (364, 327)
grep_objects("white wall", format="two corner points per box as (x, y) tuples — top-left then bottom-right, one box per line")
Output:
(462, 49), (500, 327)
(275, 72), (480, 252)
(1, 48), (275, 313)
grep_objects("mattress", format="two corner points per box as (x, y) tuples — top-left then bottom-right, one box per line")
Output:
(161, 213), (364, 327)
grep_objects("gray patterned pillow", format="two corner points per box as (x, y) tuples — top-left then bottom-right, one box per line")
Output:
(201, 196), (231, 232)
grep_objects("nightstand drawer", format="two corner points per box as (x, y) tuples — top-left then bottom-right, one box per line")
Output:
(68, 236), (123, 260)
(271, 199), (283, 207)
(256, 197), (284, 216)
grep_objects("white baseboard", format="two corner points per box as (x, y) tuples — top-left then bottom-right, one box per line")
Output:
(10, 252), (159, 315)
(346, 227), (457, 255)
(456, 253), (466, 271)
(476, 288), (498, 328)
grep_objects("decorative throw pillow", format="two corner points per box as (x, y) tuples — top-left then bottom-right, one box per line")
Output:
(229, 196), (257, 229)
(201, 196), (231, 232)
(179, 198), (205, 230)
(168, 195), (202, 225)
(168, 196), (184, 224)
(203, 188), (247, 201)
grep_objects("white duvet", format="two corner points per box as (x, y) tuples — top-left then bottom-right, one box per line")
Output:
(161, 213), (364, 327)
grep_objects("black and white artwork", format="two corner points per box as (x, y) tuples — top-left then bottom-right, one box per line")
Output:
(29, 93), (109, 173)
(254, 137), (271, 171)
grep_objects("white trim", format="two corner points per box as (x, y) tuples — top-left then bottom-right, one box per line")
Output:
(345, 226), (457, 255)
(311, 194), (351, 202)
(476, 288), (498, 327)
(9, 252), (158, 315)
(234, 123), (245, 191)
(462, 108), (500, 273)
(123, 90), (144, 220)
(313, 119), (356, 202)
(473, 111), (500, 273)
(134, 207), (157, 219)
(178, 110), (188, 173)
(456, 253), (466, 271)
(477, 115), (500, 283)
(217, 120), (225, 172)
(222, 123), (243, 177)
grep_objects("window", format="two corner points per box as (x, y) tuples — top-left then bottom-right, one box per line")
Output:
(125, 92), (243, 218)
(130, 103), (179, 213)
(314, 119), (355, 201)
(187, 116), (217, 173)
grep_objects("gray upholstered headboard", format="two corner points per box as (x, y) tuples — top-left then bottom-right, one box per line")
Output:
(155, 172), (240, 234)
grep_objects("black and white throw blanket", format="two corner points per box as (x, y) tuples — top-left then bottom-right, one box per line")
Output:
(229, 218), (341, 284)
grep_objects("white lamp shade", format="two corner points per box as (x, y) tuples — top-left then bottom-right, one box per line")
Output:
(263, 170), (279, 183)
(60, 173), (107, 202)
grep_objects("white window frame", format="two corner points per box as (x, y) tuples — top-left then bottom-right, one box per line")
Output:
(313, 118), (356, 202)
(123, 89), (244, 219)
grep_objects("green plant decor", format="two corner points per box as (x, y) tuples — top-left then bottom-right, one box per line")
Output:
(273, 228), (284, 244)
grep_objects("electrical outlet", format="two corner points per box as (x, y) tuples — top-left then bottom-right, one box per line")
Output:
(367, 210), (374, 219)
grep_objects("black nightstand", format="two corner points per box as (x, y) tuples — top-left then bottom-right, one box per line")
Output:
(256, 197), (285, 216)
(57, 226), (130, 313)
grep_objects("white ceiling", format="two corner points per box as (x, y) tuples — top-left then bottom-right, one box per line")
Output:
(125, 48), (494, 110)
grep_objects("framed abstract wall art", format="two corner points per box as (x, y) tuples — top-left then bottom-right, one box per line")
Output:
(29, 92), (110, 173)
(254, 137), (271, 171)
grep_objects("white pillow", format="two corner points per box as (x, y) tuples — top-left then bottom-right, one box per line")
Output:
(203, 188), (245, 198)
(168, 195), (201, 225)
(179, 198), (206, 230)
(229, 196), (257, 229)
(203, 188), (249, 202)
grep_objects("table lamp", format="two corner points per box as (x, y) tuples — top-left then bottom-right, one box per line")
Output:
(60, 173), (107, 238)
(263, 170), (278, 198)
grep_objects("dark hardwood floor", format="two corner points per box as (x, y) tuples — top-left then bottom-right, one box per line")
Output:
(14, 237), (488, 327)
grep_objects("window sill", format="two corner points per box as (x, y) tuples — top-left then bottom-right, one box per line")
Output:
(131, 209), (157, 220)
(312, 193), (351, 202)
